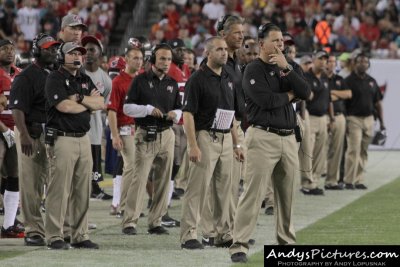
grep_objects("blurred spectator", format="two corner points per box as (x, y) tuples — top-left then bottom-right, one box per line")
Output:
(191, 24), (211, 56)
(299, 55), (312, 73)
(77, 0), (90, 23)
(16, 0), (41, 48)
(183, 48), (197, 73)
(40, 1), (60, 38)
(202, 0), (225, 20)
(358, 13), (380, 50)
(336, 22), (359, 52)
(0, 0), (17, 40)
(187, 3), (205, 35)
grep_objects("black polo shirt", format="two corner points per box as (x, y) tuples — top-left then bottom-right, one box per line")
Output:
(10, 63), (50, 124)
(45, 67), (95, 132)
(125, 69), (181, 128)
(225, 55), (245, 120)
(183, 63), (235, 131)
(327, 73), (347, 114)
(305, 70), (331, 116)
(344, 72), (382, 117)
(242, 58), (311, 129)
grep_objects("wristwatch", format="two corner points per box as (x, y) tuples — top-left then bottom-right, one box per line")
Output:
(282, 64), (293, 74)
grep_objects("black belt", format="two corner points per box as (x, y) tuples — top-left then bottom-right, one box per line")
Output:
(252, 125), (294, 136)
(209, 128), (231, 133)
(57, 131), (86, 137)
(139, 126), (170, 132)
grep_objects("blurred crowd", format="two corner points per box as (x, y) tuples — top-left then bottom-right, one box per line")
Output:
(0, 0), (115, 52)
(150, 0), (400, 59)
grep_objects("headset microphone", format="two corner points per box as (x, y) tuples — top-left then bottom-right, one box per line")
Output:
(64, 60), (81, 66)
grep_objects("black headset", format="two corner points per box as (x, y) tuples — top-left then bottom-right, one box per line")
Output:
(32, 33), (52, 57)
(149, 43), (173, 64)
(56, 42), (66, 65)
(216, 14), (232, 32)
(257, 23), (279, 39)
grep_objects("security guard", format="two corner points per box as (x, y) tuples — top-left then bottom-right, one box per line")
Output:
(44, 42), (104, 249)
(10, 33), (60, 245)
(343, 53), (384, 189)
(107, 42), (143, 216)
(0, 39), (23, 238)
(301, 50), (333, 195)
(180, 36), (243, 250)
(325, 55), (352, 189)
(122, 44), (181, 235)
(229, 23), (311, 263)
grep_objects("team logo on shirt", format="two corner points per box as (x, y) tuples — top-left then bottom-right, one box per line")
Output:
(13, 100), (18, 105)
(167, 86), (173, 93)
(336, 80), (341, 86)
(250, 79), (255, 85)
(228, 82), (233, 90)
(82, 83), (88, 90)
(66, 79), (69, 86)
(324, 82), (328, 88)
(313, 81), (317, 87)
(54, 94), (58, 100)
(269, 71), (275, 76)
(369, 81), (374, 88)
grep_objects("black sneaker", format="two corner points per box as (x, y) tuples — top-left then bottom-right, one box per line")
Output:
(355, 184), (368, 190)
(231, 252), (248, 263)
(148, 226), (169, 235)
(265, 206), (274, 215)
(122, 226), (137, 235)
(181, 239), (204, 250)
(64, 236), (71, 243)
(201, 236), (215, 247)
(25, 235), (46, 246)
(300, 187), (324, 195)
(48, 240), (70, 250)
(161, 214), (180, 228)
(215, 239), (233, 248)
(324, 184), (344, 190)
(261, 200), (266, 208)
(91, 190), (112, 200)
(345, 183), (355, 190)
(174, 188), (184, 197)
(171, 191), (181, 200)
(1, 226), (25, 238)
(14, 218), (25, 232)
(71, 240), (99, 249)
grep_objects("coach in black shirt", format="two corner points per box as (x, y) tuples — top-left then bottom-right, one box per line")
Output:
(343, 53), (384, 190)
(230, 23), (310, 263)
(122, 44), (181, 236)
(10, 33), (60, 247)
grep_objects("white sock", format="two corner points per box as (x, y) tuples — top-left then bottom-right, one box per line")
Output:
(3, 190), (19, 229)
(112, 175), (122, 207)
(168, 180), (174, 206)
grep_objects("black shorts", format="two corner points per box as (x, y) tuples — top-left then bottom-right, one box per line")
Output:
(91, 144), (103, 181)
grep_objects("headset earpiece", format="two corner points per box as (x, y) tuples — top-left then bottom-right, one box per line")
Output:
(257, 23), (277, 39)
(217, 14), (232, 33)
(32, 33), (51, 58)
(149, 43), (173, 65)
(57, 43), (65, 65)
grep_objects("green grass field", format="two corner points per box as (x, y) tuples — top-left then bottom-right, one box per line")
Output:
(237, 176), (400, 267)
(1, 151), (399, 267)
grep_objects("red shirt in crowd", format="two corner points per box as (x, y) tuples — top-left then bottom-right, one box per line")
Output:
(0, 65), (20, 129)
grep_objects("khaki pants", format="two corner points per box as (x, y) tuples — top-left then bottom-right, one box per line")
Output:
(122, 128), (174, 229)
(180, 130), (233, 245)
(326, 114), (346, 186)
(15, 128), (48, 238)
(309, 115), (328, 186)
(298, 110), (316, 189)
(45, 135), (92, 244)
(344, 116), (374, 185)
(229, 121), (246, 228)
(118, 133), (135, 213)
(230, 127), (297, 255)
(174, 151), (189, 191)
